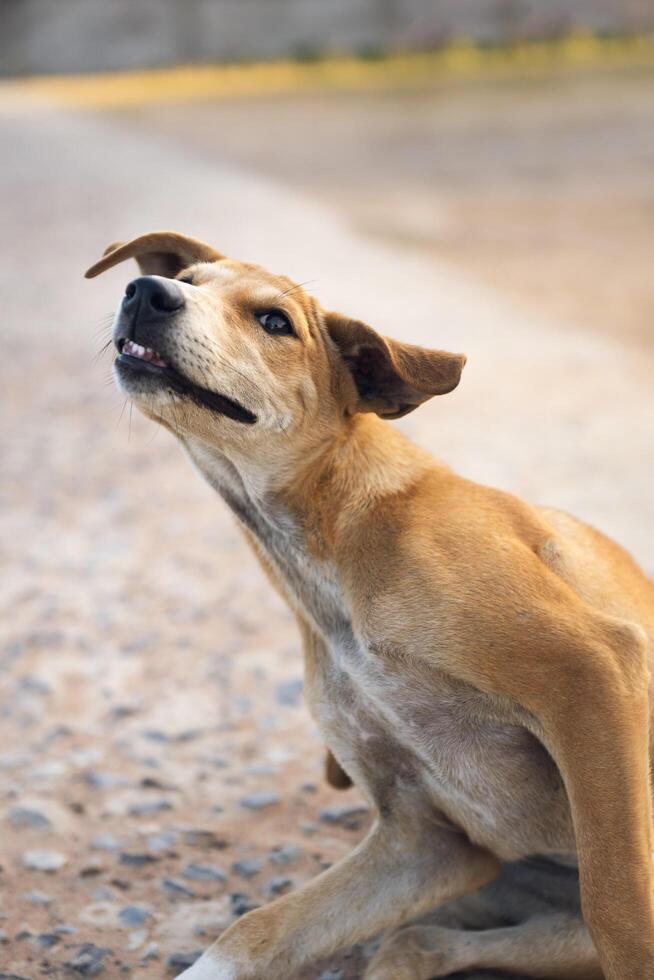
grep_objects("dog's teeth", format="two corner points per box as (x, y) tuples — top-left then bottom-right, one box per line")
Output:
(121, 338), (168, 367)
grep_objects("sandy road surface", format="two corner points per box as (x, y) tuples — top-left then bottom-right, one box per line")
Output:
(1, 75), (653, 979)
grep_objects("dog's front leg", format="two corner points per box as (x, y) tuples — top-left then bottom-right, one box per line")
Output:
(176, 819), (498, 980)
(494, 613), (654, 980)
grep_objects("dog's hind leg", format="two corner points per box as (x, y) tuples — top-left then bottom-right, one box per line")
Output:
(175, 820), (498, 980)
(363, 912), (601, 980)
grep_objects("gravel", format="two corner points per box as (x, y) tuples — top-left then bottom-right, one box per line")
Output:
(119, 852), (159, 867)
(166, 951), (203, 971)
(269, 842), (302, 866)
(266, 875), (294, 896)
(231, 857), (263, 879)
(238, 791), (280, 811)
(118, 905), (152, 926)
(22, 849), (67, 871)
(162, 879), (196, 899)
(182, 863), (227, 883)
(8, 807), (51, 829)
(319, 805), (370, 829)
(64, 943), (111, 976)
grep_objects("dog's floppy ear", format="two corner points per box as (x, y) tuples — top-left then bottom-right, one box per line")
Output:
(84, 231), (223, 279)
(325, 312), (466, 419)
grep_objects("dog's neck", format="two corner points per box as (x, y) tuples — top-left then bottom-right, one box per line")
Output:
(181, 415), (432, 638)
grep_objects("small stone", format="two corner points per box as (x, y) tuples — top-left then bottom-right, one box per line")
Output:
(44, 723), (73, 742)
(108, 704), (139, 720)
(141, 729), (169, 743)
(24, 889), (52, 905)
(183, 829), (228, 849)
(176, 728), (204, 742)
(319, 804), (369, 829)
(0, 931), (8, 943)
(146, 830), (178, 852)
(266, 875), (294, 896)
(29, 759), (67, 779)
(245, 763), (277, 777)
(140, 776), (174, 790)
(84, 771), (127, 790)
(0, 973), (31, 980)
(90, 886), (116, 902)
(127, 928), (147, 951)
(239, 791), (279, 811)
(79, 856), (105, 877)
(275, 678), (303, 706)
(23, 848), (66, 871)
(79, 902), (119, 928)
(232, 857), (263, 879)
(64, 942), (111, 975)
(182, 863), (226, 883)
(19, 675), (51, 695)
(140, 942), (159, 962)
(109, 878), (131, 892)
(128, 799), (173, 817)
(36, 931), (60, 948)
(300, 821), (318, 836)
(162, 878), (196, 899)
(119, 852), (159, 867)
(121, 633), (157, 655)
(166, 951), (202, 971)
(90, 835), (121, 852)
(54, 924), (77, 936)
(318, 971), (344, 980)
(118, 905), (151, 926)
(230, 893), (259, 917)
(9, 806), (50, 829)
(269, 843), (301, 866)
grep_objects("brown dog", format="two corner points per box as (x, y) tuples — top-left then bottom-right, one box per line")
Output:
(86, 232), (654, 980)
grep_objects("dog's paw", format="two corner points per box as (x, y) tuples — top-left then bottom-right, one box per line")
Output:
(174, 950), (238, 980)
(363, 925), (458, 980)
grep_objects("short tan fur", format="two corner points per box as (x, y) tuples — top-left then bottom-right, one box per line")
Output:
(86, 232), (654, 980)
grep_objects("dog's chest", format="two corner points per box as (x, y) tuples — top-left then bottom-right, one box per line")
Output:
(235, 505), (572, 856)
(309, 630), (573, 859)
(188, 446), (573, 859)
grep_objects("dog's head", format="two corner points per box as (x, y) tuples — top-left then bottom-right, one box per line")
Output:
(86, 231), (466, 458)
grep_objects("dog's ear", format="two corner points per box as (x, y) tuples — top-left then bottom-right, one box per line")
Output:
(325, 313), (466, 419)
(84, 231), (223, 279)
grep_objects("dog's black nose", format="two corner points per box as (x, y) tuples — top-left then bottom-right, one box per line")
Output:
(122, 276), (185, 318)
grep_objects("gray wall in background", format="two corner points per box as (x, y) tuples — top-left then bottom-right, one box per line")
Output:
(1, 0), (653, 76)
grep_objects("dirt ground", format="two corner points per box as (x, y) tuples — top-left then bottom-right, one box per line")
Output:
(134, 67), (654, 356)
(1, 65), (653, 980)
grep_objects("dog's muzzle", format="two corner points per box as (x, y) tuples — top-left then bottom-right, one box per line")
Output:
(112, 275), (257, 425)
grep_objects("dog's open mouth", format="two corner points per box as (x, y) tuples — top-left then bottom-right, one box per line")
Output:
(116, 339), (257, 424)
(120, 339), (169, 368)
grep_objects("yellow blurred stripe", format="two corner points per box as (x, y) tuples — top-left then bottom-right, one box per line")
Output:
(2, 33), (654, 111)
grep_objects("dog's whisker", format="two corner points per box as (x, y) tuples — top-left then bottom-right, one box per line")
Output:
(116, 398), (128, 429)
(92, 314), (115, 335)
(92, 337), (115, 365)
(276, 279), (317, 301)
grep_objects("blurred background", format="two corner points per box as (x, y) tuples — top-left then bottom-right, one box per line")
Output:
(2, 3), (653, 978)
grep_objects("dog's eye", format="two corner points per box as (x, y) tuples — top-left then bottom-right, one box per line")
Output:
(257, 310), (294, 337)
(178, 275), (194, 285)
